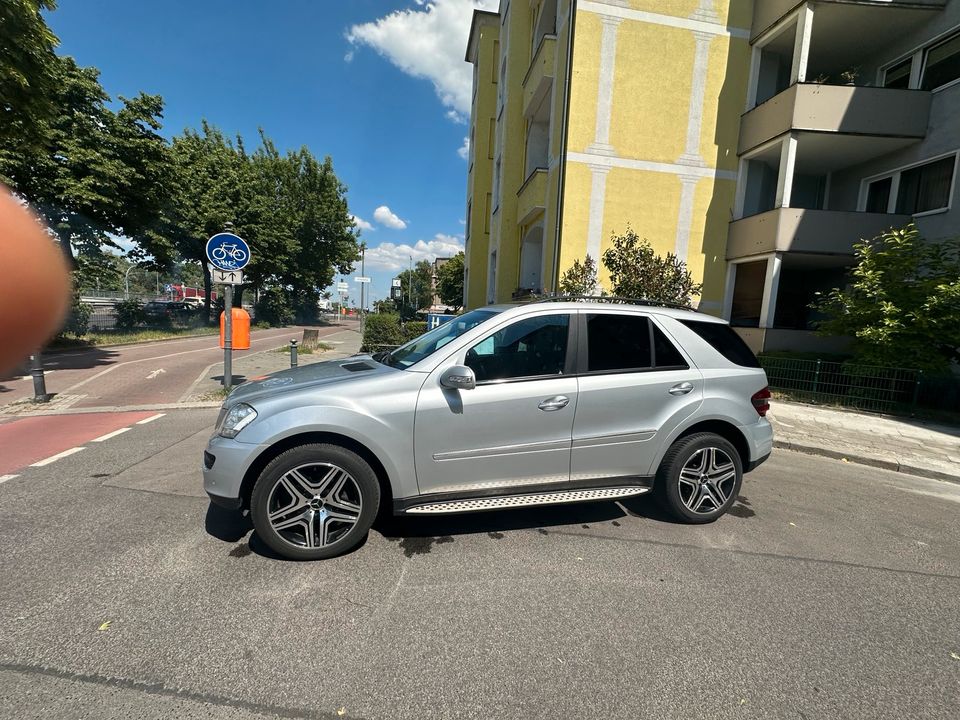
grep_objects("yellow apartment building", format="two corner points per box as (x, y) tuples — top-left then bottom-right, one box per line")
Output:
(464, 0), (958, 352)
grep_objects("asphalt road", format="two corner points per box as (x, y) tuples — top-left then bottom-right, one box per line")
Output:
(0, 321), (357, 410)
(1, 408), (958, 719)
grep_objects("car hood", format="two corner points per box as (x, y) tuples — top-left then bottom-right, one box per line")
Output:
(225, 356), (396, 405)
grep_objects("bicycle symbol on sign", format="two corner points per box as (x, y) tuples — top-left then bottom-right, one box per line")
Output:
(211, 244), (247, 263)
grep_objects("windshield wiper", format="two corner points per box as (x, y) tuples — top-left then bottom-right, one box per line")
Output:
(372, 350), (397, 367)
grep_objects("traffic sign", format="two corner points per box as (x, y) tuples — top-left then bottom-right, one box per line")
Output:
(391, 278), (402, 288)
(354, 276), (371, 283)
(337, 281), (349, 293)
(206, 232), (250, 272)
(211, 267), (244, 285)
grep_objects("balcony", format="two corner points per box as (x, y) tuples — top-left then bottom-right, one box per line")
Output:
(516, 168), (547, 225)
(726, 208), (911, 260)
(522, 34), (556, 118)
(739, 84), (931, 155)
(752, 0), (945, 43)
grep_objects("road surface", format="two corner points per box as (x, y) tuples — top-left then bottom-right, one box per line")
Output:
(0, 407), (957, 719)
(0, 322), (356, 411)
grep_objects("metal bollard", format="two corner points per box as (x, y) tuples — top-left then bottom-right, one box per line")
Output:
(30, 352), (49, 402)
(290, 339), (298, 368)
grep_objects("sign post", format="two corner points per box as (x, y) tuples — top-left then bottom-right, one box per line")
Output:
(206, 226), (251, 390)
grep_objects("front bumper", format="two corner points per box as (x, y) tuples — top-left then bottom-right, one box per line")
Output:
(202, 434), (264, 510)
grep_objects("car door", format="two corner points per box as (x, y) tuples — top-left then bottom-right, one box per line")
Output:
(413, 312), (577, 496)
(571, 311), (703, 481)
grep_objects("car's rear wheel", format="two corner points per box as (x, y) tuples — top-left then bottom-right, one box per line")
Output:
(655, 432), (742, 523)
(250, 444), (380, 560)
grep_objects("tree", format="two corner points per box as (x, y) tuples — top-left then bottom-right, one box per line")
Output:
(0, 1), (60, 150)
(559, 255), (602, 296)
(0, 56), (170, 268)
(396, 260), (434, 315)
(436, 252), (465, 310)
(811, 224), (960, 371)
(601, 228), (701, 306)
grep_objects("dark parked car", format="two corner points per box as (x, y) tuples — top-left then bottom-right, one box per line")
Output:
(143, 301), (196, 324)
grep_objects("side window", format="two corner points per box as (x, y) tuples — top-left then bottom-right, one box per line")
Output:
(466, 314), (569, 382)
(652, 325), (688, 369)
(586, 314), (651, 372)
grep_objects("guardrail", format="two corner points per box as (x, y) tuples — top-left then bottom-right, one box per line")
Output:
(759, 356), (959, 415)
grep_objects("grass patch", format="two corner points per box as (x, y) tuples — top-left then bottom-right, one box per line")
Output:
(51, 326), (219, 349)
(271, 341), (333, 355)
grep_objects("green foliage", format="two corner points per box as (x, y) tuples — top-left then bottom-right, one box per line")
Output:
(113, 299), (144, 330)
(559, 255), (602, 296)
(436, 252), (465, 310)
(811, 224), (960, 371)
(60, 289), (91, 337)
(601, 228), (701, 306)
(396, 260), (435, 314)
(373, 299), (398, 314)
(403, 321), (428, 342)
(361, 313), (403, 351)
(0, 1), (60, 151)
(253, 287), (294, 327)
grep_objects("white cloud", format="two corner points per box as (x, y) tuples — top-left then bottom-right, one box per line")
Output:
(457, 136), (470, 160)
(373, 205), (408, 230)
(344, 50), (355, 63)
(350, 214), (374, 232)
(365, 233), (465, 272)
(346, 0), (498, 121)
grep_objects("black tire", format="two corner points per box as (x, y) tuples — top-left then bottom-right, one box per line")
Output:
(251, 443), (380, 560)
(655, 432), (743, 524)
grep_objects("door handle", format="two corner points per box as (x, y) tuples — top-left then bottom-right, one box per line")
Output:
(668, 382), (694, 396)
(538, 395), (570, 411)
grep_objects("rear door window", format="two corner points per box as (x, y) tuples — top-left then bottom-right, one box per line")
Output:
(584, 314), (689, 372)
(679, 320), (760, 368)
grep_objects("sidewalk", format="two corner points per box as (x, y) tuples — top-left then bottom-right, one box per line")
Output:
(181, 328), (362, 402)
(767, 399), (960, 483)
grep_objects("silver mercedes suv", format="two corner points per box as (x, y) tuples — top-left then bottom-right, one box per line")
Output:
(203, 298), (773, 560)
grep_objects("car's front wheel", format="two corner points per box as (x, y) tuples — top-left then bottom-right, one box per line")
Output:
(250, 443), (380, 560)
(655, 432), (742, 523)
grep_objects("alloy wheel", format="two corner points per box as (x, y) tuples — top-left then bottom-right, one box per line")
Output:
(267, 463), (363, 549)
(677, 447), (736, 515)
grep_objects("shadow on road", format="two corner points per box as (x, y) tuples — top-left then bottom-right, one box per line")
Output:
(1, 346), (119, 385)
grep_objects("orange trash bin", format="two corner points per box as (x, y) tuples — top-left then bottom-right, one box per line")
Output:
(219, 307), (250, 350)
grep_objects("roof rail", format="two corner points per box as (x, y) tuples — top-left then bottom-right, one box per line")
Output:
(531, 295), (697, 312)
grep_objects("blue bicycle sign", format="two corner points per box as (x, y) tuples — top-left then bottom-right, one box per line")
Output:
(206, 233), (251, 271)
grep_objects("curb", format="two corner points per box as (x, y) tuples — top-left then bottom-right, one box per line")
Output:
(773, 439), (960, 485)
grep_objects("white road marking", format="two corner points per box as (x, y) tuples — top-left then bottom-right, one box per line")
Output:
(31, 447), (85, 467)
(146, 368), (167, 379)
(0, 474), (19, 484)
(136, 413), (166, 425)
(91, 427), (132, 442)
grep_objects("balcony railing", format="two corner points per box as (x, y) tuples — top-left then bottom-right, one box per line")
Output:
(522, 34), (556, 118)
(516, 168), (548, 225)
(739, 83), (931, 155)
(726, 208), (912, 260)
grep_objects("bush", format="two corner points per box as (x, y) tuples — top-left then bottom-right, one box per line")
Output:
(113, 299), (145, 330)
(253, 288), (293, 327)
(61, 295), (92, 337)
(361, 313), (403, 351)
(403, 321), (428, 342)
(601, 228), (701, 306)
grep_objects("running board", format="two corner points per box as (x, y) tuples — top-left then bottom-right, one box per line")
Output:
(402, 486), (650, 515)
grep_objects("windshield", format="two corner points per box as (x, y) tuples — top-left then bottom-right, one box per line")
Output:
(380, 310), (501, 369)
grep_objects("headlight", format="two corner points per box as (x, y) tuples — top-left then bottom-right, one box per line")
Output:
(219, 403), (257, 438)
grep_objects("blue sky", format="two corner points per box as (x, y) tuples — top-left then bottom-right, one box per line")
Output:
(46, 0), (497, 306)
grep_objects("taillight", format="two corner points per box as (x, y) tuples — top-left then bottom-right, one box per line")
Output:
(751, 387), (771, 417)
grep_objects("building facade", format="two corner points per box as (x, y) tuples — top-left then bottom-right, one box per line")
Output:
(464, 0), (960, 353)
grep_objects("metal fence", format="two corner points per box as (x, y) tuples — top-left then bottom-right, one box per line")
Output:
(759, 356), (960, 415)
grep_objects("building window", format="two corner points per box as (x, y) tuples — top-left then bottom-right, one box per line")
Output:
(921, 31), (960, 91)
(492, 41), (499, 83)
(883, 57), (912, 89)
(865, 177), (892, 213)
(484, 193), (492, 234)
(730, 260), (766, 328)
(487, 118), (496, 160)
(862, 155), (957, 216)
(493, 156), (502, 209)
(896, 156), (955, 214)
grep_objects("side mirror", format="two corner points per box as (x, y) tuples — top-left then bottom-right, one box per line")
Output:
(440, 365), (476, 391)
